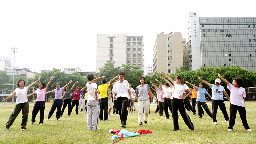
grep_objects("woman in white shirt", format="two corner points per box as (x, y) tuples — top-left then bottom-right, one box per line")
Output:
(3, 77), (40, 131)
(159, 73), (194, 131)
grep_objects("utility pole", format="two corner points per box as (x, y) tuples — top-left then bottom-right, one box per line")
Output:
(11, 47), (17, 104)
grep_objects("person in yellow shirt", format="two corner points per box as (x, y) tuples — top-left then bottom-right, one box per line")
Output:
(98, 76), (118, 121)
(190, 87), (198, 115)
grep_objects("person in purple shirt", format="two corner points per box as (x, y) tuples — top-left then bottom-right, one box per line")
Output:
(218, 73), (252, 132)
(46, 80), (72, 120)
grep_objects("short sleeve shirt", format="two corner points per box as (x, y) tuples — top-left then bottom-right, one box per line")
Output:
(191, 88), (198, 98)
(227, 83), (246, 107)
(72, 90), (82, 100)
(98, 83), (110, 99)
(130, 88), (135, 99)
(211, 84), (225, 100)
(112, 80), (130, 98)
(86, 82), (97, 100)
(173, 82), (189, 99)
(156, 88), (164, 102)
(136, 84), (150, 101)
(52, 88), (64, 99)
(35, 88), (46, 101)
(162, 85), (173, 99)
(15, 87), (28, 104)
(196, 87), (208, 102)
(63, 90), (71, 99)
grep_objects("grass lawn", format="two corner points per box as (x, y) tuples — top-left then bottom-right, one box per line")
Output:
(0, 102), (255, 144)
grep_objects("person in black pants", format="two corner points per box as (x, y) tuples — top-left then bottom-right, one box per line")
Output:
(61, 81), (77, 116)
(150, 80), (165, 117)
(159, 73), (194, 131)
(113, 97), (119, 115)
(113, 72), (131, 128)
(27, 76), (54, 125)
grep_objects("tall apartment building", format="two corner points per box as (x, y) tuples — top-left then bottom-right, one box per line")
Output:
(96, 34), (144, 72)
(153, 32), (184, 74)
(0, 56), (11, 71)
(183, 38), (190, 67)
(189, 12), (256, 71)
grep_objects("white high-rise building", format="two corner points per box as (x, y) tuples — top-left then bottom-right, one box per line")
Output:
(96, 34), (144, 72)
(188, 12), (201, 70)
(0, 56), (11, 71)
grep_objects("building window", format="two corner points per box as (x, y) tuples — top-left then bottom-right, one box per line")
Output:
(168, 44), (171, 47)
(127, 37), (131, 41)
(229, 59), (231, 61)
(110, 37), (114, 42)
(132, 42), (136, 46)
(168, 56), (172, 60)
(110, 44), (113, 48)
(137, 37), (143, 41)
(137, 42), (142, 46)
(137, 54), (141, 57)
(132, 37), (136, 41)
(133, 48), (136, 51)
(133, 59), (136, 63)
(127, 60), (131, 64)
(127, 48), (131, 51)
(168, 50), (172, 54)
(127, 42), (131, 46)
(168, 37), (171, 41)
(168, 63), (172, 66)
(168, 69), (172, 73)
(138, 59), (141, 63)
(138, 48), (141, 51)
(133, 54), (136, 57)
(229, 54), (231, 57)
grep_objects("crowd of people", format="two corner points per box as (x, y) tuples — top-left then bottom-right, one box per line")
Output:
(2, 72), (252, 132)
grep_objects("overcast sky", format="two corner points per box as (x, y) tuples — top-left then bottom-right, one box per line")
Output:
(0, 0), (255, 72)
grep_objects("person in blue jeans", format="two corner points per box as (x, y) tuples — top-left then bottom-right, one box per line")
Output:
(186, 81), (212, 119)
(198, 77), (230, 125)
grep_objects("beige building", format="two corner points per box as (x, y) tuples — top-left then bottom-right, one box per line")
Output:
(153, 32), (185, 74)
(182, 38), (190, 67)
(96, 34), (144, 72)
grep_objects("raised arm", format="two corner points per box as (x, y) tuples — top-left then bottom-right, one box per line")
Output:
(182, 89), (192, 99)
(46, 91), (53, 95)
(207, 94), (212, 99)
(28, 76), (41, 90)
(70, 81), (78, 91)
(224, 91), (230, 101)
(150, 81), (159, 90)
(80, 86), (87, 92)
(63, 80), (72, 89)
(198, 77), (211, 88)
(155, 79), (163, 86)
(93, 76), (106, 83)
(159, 72), (174, 84)
(45, 76), (54, 91)
(217, 73), (229, 85)
(109, 76), (119, 86)
(27, 92), (36, 98)
(185, 81), (198, 89)
(160, 76), (173, 88)
(2, 91), (16, 102)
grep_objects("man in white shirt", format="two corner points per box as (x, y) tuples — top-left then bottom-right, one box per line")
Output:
(113, 72), (131, 128)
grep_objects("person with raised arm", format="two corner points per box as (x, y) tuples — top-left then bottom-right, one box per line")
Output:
(160, 72), (194, 131)
(217, 73), (252, 132)
(98, 76), (118, 121)
(135, 77), (153, 125)
(186, 81), (213, 119)
(198, 76), (229, 125)
(61, 81), (78, 116)
(46, 80), (72, 120)
(128, 83), (135, 114)
(3, 76), (40, 131)
(159, 76), (174, 120)
(27, 76), (54, 125)
(150, 80), (164, 116)
(70, 82), (87, 116)
(112, 72), (131, 128)
(86, 74), (105, 130)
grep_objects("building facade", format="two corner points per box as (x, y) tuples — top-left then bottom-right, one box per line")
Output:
(96, 34), (144, 72)
(0, 56), (11, 71)
(189, 12), (256, 71)
(64, 67), (81, 75)
(153, 32), (184, 74)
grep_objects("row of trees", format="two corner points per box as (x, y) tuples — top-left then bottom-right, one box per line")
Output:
(1, 62), (256, 94)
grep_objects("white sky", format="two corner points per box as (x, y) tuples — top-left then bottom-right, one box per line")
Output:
(0, 0), (255, 72)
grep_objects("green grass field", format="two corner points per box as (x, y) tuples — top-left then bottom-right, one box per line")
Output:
(0, 102), (255, 144)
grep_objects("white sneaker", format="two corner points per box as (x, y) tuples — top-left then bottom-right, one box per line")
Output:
(30, 122), (33, 125)
(21, 129), (25, 131)
(214, 122), (218, 125)
(57, 118), (60, 121)
(39, 123), (43, 125)
(97, 127), (100, 130)
(247, 129), (252, 132)
(228, 129), (232, 131)
(46, 118), (49, 121)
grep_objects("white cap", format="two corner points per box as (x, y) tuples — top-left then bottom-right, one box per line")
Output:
(215, 78), (221, 83)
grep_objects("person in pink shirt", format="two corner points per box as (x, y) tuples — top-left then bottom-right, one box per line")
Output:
(218, 73), (252, 132)
(150, 80), (164, 116)
(70, 83), (87, 115)
(27, 76), (54, 125)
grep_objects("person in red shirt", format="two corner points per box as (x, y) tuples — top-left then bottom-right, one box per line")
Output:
(70, 83), (87, 115)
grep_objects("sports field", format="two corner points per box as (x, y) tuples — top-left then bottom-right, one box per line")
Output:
(0, 102), (255, 144)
